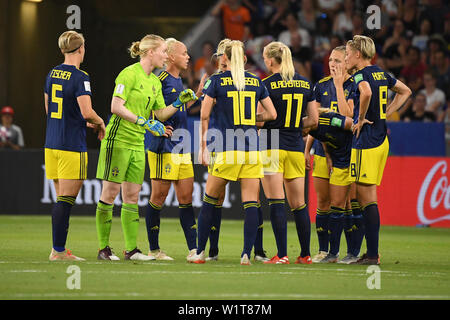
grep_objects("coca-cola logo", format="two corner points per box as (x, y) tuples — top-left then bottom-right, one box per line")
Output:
(417, 160), (450, 225)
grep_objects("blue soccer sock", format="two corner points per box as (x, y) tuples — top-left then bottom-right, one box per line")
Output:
(253, 203), (265, 254)
(179, 203), (197, 251)
(52, 196), (76, 252)
(197, 194), (218, 255)
(315, 208), (330, 252)
(292, 204), (311, 258)
(145, 201), (162, 251)
(343, 209), (354, 255)
(328, 206), (345, 256)
(242, 201), (259, 258)
(351, 199), (365, 257)
(208, 204), (222, 257)
(268, 198), (287, 258)
(363, 202), (380, 258)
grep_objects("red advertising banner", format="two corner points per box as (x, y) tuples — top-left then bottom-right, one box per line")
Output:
(308, 156), (450, 228)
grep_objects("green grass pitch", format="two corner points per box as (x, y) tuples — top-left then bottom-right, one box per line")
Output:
(0, 215), (449, 300)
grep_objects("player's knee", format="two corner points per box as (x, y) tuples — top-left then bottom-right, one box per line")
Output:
(150, 190), (169, 207)
(177, 193), (192, 204)
(122, 192), (139, 204)
(317, 197), (330, 211)
(330, 199), (346, 209)
(100, 188), (120, 204)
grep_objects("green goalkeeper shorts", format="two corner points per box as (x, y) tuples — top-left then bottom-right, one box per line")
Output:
(96, 145), (145, 185)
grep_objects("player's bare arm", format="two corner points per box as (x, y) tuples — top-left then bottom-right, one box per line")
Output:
(331, 64), (353, 117)
(199, 94), (214, 166)
(255, 96), (277, 122)
(44, 93), (49, 115)
(302, 101), (319, 129)
(354, 81), (373, 138)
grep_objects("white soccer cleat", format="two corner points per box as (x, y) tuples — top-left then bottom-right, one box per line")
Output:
(49, 248), (86, 261)
(205, 255), (219, 261)
(148, 249), (174, 261)
(124, 248), (155, 261)
(240, 254), (251, 265)
(187, 250), (205, 264)
(312, 251), (328, 263)
(186, 249), (197, 261)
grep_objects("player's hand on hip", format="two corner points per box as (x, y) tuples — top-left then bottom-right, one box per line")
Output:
(352, 119), (373, 138)
(173, 89), (198, 108)
(163, 125), (173, 138)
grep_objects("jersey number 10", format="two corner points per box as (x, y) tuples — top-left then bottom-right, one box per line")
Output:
(228, 91), (256, 125)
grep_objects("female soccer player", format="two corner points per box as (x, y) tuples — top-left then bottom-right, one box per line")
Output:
(145, 38), (201, 261)
(345, 35), (411, 265)
(259, 41), (318, 264)
(204, 39), (269, 262)
(304, 46), (357, 263)
(45, 31), (105, 261)
(95, 34), (197, 261)
(189, 40), (277, 265)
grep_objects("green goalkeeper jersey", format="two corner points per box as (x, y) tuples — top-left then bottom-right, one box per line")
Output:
(103, 62), (166, 151)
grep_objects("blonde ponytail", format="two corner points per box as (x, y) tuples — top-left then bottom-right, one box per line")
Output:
(128, 34), (165, 59)
(129, 41), (141, 59)
(224, 40), (246, 91)
(279, 45), (295, 82)
(264, 41), (294, 82)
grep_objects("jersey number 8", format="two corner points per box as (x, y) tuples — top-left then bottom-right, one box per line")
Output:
(379, 85), (387, 120)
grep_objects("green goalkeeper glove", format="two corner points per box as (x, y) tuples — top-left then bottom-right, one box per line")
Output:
(172, 89), (198, 108)
(136, 116), (165, 137)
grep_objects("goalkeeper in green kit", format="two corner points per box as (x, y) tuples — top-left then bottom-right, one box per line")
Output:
(95, 34), (197, 261)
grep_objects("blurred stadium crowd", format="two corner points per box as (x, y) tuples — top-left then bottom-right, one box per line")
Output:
(184, 0), (449, 125)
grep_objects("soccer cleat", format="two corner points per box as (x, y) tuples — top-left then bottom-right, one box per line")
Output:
(187, 250), (206, 264)
(351, 253), (380, 265)
(254, 250), (270, 262)
(97, 246), (120, 261)
(264, 255), (290, 264)
(240, 254), (251, 265)
(338, 254), (359, 264)
(186, 249), (198, 261)
(205, 254), (218, 261)
(294, 255), (312, 264)
(148, 249), (174, 261)
(319, 253), (339, 263)
(312, 251), (328, 263)
(124, 248), (155, 261)
(49, 248), (85, 261)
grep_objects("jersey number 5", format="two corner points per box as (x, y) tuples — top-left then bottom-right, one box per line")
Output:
(228, 91), (256, 125)
(51, 84), (63, 119)
(282, 93), (303, 128)
(379, 86), (387, 120)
